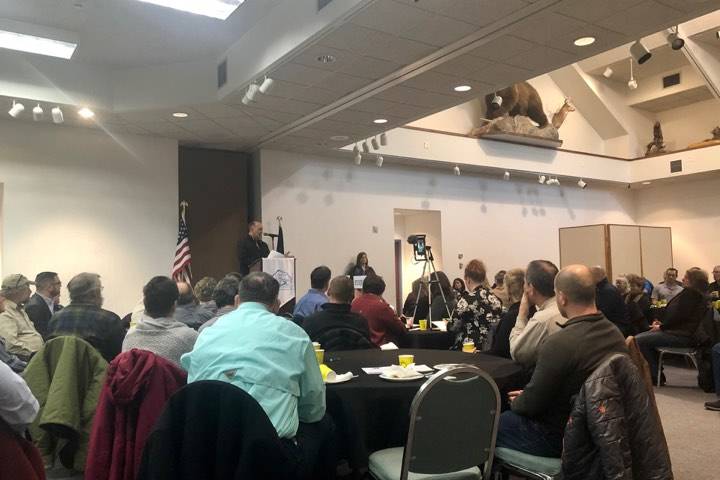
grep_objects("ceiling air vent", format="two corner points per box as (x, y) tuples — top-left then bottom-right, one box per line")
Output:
(217, 59), (227, 89)
(318, 0), (334, 11)
(662, 73), (680, 89)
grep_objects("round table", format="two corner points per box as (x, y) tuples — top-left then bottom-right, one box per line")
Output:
(399, 329), (453, 349)
(324, 349), (522, 470)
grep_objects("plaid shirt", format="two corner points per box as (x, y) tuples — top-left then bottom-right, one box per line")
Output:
(48, 303), (125, 362)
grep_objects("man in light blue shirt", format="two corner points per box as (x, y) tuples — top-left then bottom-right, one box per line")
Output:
(182, 272), (335, 479)
(293, 266), (331, 322)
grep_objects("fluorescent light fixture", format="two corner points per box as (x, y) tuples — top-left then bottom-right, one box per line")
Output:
(32, 104), (43, 121)
(574, 36), (596, 47)
(51, 106), (64, 124)
(135, 0), (245, 20)
(0, 28), (77, 59)
(454, 85), (472, 92)
(373, 118), (388, 124)
(8, 101), (24, 118)
(78, 107), (95, 119)
(173, 112), (188, 118)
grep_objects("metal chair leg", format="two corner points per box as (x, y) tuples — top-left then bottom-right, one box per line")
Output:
(657, 351), (664, 387)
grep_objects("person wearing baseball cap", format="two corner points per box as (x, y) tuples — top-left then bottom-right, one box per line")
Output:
(0, 274), (44, 361)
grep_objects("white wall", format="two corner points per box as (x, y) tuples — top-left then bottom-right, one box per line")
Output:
(655, 98), (720, 152)
(261, 149), (637, 303)
(0, 119), (178, 314)
(634, 176), (720, 277)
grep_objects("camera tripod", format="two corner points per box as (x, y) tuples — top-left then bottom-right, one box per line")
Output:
(411, 246), (452, 328)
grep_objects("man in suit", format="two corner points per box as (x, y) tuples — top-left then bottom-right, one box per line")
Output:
(24, 272), (63, 340)
(237, 220), (270, 275)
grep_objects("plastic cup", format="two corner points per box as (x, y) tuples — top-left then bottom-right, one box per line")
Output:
(462, 340), (475, 353)
(315, 349), (325, 364)
(319, 364), (335, 382)
(398, 354), (414, 368)
(419, 319), (428, 331)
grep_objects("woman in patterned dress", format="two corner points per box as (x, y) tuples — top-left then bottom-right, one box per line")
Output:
(448, 259), (503, 351)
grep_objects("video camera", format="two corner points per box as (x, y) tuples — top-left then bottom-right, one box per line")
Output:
(407, 234), (429, 261)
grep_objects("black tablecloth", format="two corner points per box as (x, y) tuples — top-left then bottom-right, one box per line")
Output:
(399, 329), (453, 350)
(324, 349), (522, 469)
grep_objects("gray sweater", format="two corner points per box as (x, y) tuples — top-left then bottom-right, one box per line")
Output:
(122, 314), (198, 368)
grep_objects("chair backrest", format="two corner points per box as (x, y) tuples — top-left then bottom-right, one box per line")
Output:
(401, 366), (501, 480)
(316, 327), (374, 351)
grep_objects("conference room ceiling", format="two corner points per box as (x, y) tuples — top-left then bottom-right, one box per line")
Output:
(1, 0), (718, 154)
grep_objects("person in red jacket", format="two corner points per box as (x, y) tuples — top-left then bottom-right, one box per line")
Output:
(351, 275), (407, 347)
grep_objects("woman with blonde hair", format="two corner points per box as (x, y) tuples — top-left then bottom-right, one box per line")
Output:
(489, 268), (531, 358)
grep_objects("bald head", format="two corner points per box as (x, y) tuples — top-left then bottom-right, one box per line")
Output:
(590, 265), (606, 284)
(176, 282), (196, 306)
(556, 265), (597, 307)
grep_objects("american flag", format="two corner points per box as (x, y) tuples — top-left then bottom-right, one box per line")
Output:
(172, 202), (192, 283)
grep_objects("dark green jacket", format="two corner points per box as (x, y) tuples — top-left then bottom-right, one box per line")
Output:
(23, 336), (107, 471)
(512, 313), (628, 435)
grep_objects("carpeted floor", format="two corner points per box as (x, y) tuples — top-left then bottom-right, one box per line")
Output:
(655, 364), (719, 480)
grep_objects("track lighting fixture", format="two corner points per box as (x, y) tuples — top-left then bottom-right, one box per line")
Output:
(577, 179), (587, 189)
(630, 40), (651, 64)
(602, 67), (613, 79)
(453, 165), (461, 176)
(376, 155), (384, 167)
(241, 83), (259, 105)
(51, 106), (64, 124)
(362, 141), (370, 154)
(665, 27), (684, 51)
(371, 137), (379, 150)
(379, 132), (387, 147)
(627, 59), (638, 90)
(259, 76), (275, 95)
(538, 175), (546, 184)
(8, 100), (24, 118)
(503, 171), (510, 181)
(32, 104), (43, 121)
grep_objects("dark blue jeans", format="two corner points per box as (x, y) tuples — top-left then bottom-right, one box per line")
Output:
(634, 330), (694, 381)
(713, 343), (720, 395)
(496, 411), (563, 457)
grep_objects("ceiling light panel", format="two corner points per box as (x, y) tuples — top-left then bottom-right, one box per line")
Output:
(135, 0), (245, 20)
(0, 28), (76, 59)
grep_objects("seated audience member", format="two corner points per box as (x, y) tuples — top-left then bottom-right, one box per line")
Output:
(198, 275), (240, 333)
(452, 278), (466, 299)
(24, 272), (63, 340)
(429, 271), (456, 321)
(303, 276), (372, 350)
(624, 273), (652, 334)
(402, 278), (429, 320)
(122, 276), (198, 367)
(489, 268), (529, 359)
(643, 278), (654, 297)
(705, 342), (720, 411)
(0, 295), (27, 372)
(448, 260), (503, 351)
(615, 276), (629, 296)
(48, 272), (125, 362)
(349, 251), (375, 278)
(710, 265), (720, 300)
(509, 260), (564, 368)
(636, 268), (710, 383)
(0, 358), (39, 434)
(497, 264), (627, 456)
(491, 270), (510, 306)
(0, 275), (43, 361)
(182, 272), (335, 479)
(174, 282), (214, 329)
(194, 276), (218, 315)
(651, 267), (684, 303)
(293, 266), (331, 321)
(352, 275), (407, 347)
(591, 266), (631, 336)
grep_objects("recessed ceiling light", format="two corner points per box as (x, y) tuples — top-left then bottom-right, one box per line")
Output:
(78, 107), (95, 119)
(642, 181), (652, 185)
(317, 54), (336, 64)
(574, 36), (596, 47)
(330, 135), (349, 141)
(0, 28), (77, 59)
(135, 0), (245, 20)
(173, 112), (189, 118)
(454, 85), (472, 92)
(373, 118), (388, 124)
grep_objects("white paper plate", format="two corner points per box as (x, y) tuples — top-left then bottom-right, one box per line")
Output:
(379, 373), (425, 382)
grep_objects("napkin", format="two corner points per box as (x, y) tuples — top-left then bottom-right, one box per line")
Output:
(383, 364), (423, 379)
(380, 342), (399, 350)
(431, 321), (448, 331)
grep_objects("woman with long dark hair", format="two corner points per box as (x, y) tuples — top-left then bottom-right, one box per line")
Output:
(350, 252), (375, 277)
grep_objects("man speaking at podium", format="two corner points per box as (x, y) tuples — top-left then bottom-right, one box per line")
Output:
(237, 220), (270, 275)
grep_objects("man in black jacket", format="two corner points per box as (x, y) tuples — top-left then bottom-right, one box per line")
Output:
(237, 221), (270, 275)
(591, 266), (631, 336)
(303, 276), (372, 351)
(24, 272), (63, 340)
(496, 264), (627, 457)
